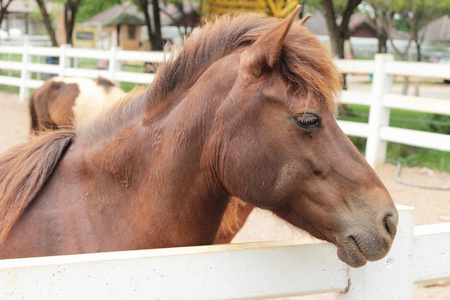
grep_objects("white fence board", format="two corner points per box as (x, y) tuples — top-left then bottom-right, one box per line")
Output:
(0, 241), (348, 300)
(340, 91), (372, 105)
(0, 75), (21, 86)
(337, 120), (369, 138)
(114, 71), (155, 84)
(63, 68), (110, 79)
(413, 223), (450, 284)
(383, 94), (450, 116)
(0, 46), (22, 54)
(386, 61), (450, 79)
(0, 61), (22, 71)
(380, 127), (450, 152)
(28, 47), (61, 57)
(66, 48), (107, 59)
(334, 60), (375, 74)
(115, 50), (167, 62)
(26, 63), (59, 74)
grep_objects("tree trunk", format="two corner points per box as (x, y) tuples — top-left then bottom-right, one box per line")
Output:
(0, 0), (13, 29)
(35, 0), (58, 46)
(321, 0), (361, 58)
(64, 0), (80, 45)
(151, 0), (163, 50)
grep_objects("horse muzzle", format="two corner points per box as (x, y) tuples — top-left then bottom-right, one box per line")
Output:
(335, 210), (398, 268)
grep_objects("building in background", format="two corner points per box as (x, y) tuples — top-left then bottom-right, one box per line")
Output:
(74, 0), (199, 50)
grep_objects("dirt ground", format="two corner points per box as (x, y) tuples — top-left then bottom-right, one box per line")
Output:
(0, 85), (449, 299)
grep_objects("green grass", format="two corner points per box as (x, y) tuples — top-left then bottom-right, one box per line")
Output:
(340, 104), (450, 171)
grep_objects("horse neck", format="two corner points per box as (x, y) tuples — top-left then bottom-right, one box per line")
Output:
(80, 62), (239, 247)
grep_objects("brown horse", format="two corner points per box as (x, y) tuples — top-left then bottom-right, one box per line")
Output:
(0, 7), (397, 268)
(29, 77), (126, 134)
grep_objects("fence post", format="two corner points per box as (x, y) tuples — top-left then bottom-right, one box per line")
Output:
(58, 44), (71, 77)
(8, 53), (12, 77)
(329, 205), (414, 300)
(108, 47), (121, 81)
(365, 54), (394, 166)
(19, 37), (31, 102)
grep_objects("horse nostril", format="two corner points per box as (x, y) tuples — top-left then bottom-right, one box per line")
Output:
(383, 213), (397, 239)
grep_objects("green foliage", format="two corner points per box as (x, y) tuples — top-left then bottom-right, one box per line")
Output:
(306, 0), (352, 15)
(76, 0), (126, 23)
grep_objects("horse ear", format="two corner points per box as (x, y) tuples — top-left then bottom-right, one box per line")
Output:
(240, 5), (302, 78)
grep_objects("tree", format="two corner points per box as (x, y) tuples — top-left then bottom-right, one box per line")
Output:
(64, 0), (81, 45)
(321, 0), (362, 59)
(0, 0), (13, 29)
(361, 0), (394, 53)
(35, 0), (58, 47)
(76, 0), (124, 23)
(135, 0), (163, 50)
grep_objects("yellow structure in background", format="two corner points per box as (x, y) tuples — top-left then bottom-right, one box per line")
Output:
(202, 0), (298, 18)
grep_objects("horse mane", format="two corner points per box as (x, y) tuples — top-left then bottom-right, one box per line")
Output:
(148, 13), (341, 112)
(0, 130), (74, 243)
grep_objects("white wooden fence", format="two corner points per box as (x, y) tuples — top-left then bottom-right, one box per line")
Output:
(0, 205), (449, 299)
(335, 54), (450, 166)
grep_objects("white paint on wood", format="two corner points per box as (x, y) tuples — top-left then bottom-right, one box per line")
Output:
(115, 50), (167, 63)
(413, 223), (450, 284)
(365, 54), (394, 167)
(383, 94), (450, 116)
(0, 240), (348, 300)
(386, 61), (450, 79)
(340, 91), (372, 105)
(0, 61), (22, 71)
(28, 47), (60, 57)
(334, 59), (375, 74)
(337, 120), (369, 138)
(114, 71), (155, 84)
(380, 127), (450, 152)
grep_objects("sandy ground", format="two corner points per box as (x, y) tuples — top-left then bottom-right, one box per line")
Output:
(0, 81), (449, 299)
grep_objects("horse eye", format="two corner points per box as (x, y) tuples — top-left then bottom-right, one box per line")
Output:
(293, 113), (320, 128)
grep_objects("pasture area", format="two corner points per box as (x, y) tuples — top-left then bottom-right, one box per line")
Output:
(0, 76), (449, 298)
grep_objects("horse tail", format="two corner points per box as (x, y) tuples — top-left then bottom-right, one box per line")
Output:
(0, 130), (75, 243)
(29, 92), (39, 134)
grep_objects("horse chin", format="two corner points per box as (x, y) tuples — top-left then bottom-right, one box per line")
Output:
(337, 247), (368, 268)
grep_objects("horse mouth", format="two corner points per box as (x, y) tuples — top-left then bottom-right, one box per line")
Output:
(336, 236), (369, 268)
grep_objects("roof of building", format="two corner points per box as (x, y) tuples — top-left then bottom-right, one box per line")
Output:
(420, 15), (450, 42)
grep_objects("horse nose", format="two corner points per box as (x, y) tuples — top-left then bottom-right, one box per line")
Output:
(380, 211), (398, 240)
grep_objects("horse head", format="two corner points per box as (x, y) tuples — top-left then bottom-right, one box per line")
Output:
(201, 7), (398, 267)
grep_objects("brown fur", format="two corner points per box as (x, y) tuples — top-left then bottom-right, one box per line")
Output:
(0, 131), (74, 242)
(0, 9), (397, 266)
(95, 77), (116, 89)
(29, 80), (80, 133)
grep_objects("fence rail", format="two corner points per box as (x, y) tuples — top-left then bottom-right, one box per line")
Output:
(0, 206), (449, 299)
(0, 46), (449, 165)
